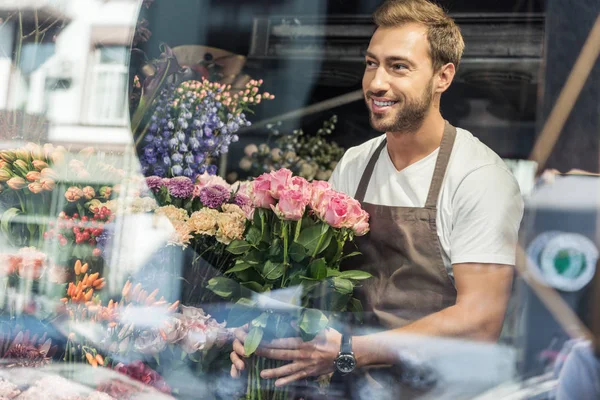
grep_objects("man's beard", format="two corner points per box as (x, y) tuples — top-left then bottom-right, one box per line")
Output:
(366, 79), (434, 134)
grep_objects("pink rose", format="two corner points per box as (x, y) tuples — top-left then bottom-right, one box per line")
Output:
(270, 189), (306, 221)
(352, 210), (370, 236)
(290, 176), (312, 204)
(269, 168), (293, 199)
(322, 192), (351, 228)
(251, 173), (276, 209)
(342, 198), (364, 228)
(309, 180), (332, 211)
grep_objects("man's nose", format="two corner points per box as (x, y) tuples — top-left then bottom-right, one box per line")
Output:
(367, 67), (390, 93)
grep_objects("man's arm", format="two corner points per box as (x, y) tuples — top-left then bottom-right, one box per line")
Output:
(353, 262), (514, 367)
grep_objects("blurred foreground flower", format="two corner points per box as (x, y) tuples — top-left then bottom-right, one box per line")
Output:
(0, 329), (56, 368)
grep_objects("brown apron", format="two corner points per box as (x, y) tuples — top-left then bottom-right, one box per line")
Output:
(337, 122), (459, 399)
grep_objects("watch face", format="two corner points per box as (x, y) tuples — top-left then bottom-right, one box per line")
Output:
(336, 354), (356, 374)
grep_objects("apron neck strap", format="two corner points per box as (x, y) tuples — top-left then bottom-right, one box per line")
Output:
(424, 121), (456, 208)
(354, 138), (387, 202)
(354, 121), (457, 207)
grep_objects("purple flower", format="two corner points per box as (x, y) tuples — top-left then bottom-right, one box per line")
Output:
(183, 167), (194, 178)
(146, 175), (164, 192)
(172, 165), (183, 176)
(199, 185), (230, 208)
(207, 164), (218, 175)
(167, 176), (194, 198)
(234, 192), (251, 208)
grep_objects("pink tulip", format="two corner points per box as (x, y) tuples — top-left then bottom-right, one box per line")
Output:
(32, 160), (49, 171)
(82, 186), (96, 200)
(6, 177), (26, 190)
(40, 178), (55, 191)
(26, 171), (40, 182)
(65, 186), (83, 202)
(271, 189), (306, 221)
(28, 182), (43, 194)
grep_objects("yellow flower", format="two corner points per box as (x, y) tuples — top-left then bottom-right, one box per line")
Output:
(0, 169), (12, 182)
(155, 205), (189, 224)
(215, 212), (245, 245)
(221, 204), (246, 220)
(188, 208), (219, 235)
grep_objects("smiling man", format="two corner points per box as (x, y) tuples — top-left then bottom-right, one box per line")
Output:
(230, 0), (524, 394)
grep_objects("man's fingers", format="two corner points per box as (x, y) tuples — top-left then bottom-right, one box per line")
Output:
(232, 339), (246, 358)
(260, 360), (307, 380)
(230, 350), (246, 371)
(275, 369), (310, 387)
(230, 363), (240, 378)
(235, 328), (248, 342)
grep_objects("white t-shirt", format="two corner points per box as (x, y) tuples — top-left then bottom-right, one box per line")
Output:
(329, 127), (524, 280)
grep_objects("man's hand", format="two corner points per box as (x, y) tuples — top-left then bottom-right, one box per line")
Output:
(230, 327), (342, 387)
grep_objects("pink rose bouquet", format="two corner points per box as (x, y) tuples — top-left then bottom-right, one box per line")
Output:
(207, 168), (371, 399)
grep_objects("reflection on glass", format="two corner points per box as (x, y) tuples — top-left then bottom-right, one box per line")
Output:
(0, 0), (598, 399)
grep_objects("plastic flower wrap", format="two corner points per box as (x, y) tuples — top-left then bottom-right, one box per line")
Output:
(138, 78), (274, 178)
(237, 115), (344, 181)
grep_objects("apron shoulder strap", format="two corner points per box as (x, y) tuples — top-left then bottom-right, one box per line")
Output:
(354, 137), (387, 202)
(424, 121), (457, 209)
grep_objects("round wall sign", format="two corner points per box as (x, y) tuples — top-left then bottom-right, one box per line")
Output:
(539, 233), (598, 291)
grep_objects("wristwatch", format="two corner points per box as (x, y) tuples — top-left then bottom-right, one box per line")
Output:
(334, 335), (356, 374)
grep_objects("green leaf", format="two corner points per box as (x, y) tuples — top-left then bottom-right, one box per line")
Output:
(246, 227), (262, 247)
(326, 268), (341, 277)
(225, 260), (252, 274)
(289, 242), (306, 262)
(296, 224), (333, 256)
(226, 240), (251, 255)
(206, 277), (238, 298)
(245, 250), (263, 265)
(339, 251), (362, 262)
(0, 208), (20, 237)
(244, 327), (264, 357)
(332, 277), (354, 295)
(338, 270), (373, 280)
(252, 312), (269, 328)
(261, 260), (284, 281)
(349, 298), (364, 323)
(322, 238), (339, 264)
(315, 226), (333, 256)
(268, 238), (282, 259)
(295, 225), (322, 253)
(298, 309), (328, 337)
(227, 299), (260, 327)
(308, 258), (327, 280)
(241, 281), (264, 293)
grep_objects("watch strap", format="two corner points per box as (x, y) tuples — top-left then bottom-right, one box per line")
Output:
(341, 334), (352, 353)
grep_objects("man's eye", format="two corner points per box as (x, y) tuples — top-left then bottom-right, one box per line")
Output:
(393, 64), (408, 71)
(365, 60), (377, 68)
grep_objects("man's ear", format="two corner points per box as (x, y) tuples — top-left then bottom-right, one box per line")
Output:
(435, 63), (456, 94)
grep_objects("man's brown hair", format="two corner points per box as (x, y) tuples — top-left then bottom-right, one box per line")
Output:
(373, 0), (465, 72)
